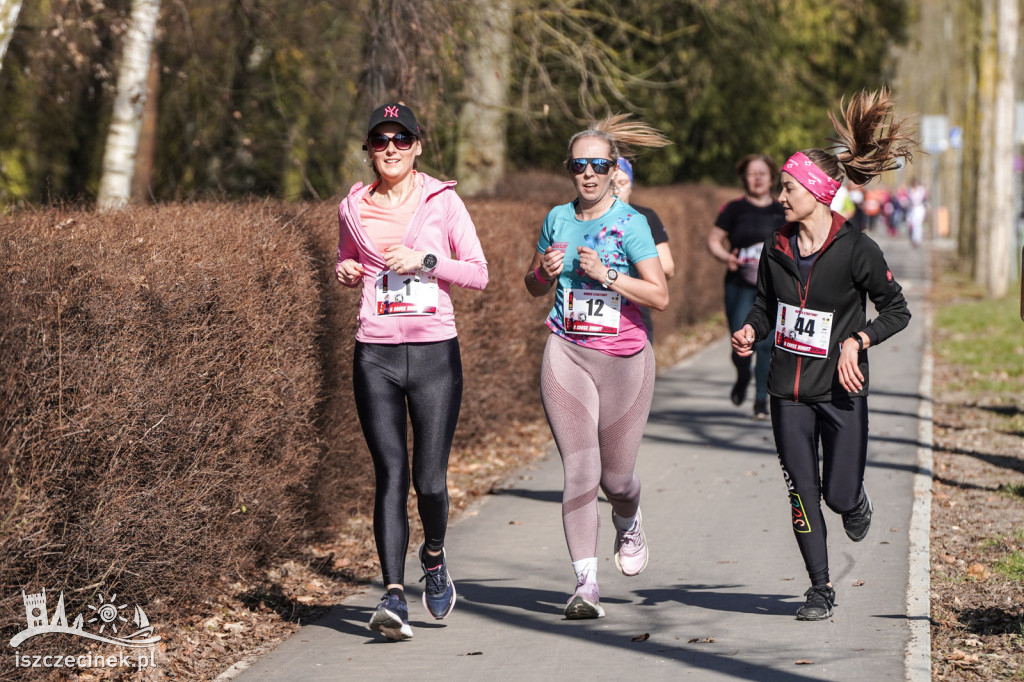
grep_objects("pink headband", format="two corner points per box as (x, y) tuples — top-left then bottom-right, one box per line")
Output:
(783, 152), (841, 205)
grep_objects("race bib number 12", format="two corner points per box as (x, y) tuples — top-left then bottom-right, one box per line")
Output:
(775, 302), (834, 358)
(563, 288), (621, 336)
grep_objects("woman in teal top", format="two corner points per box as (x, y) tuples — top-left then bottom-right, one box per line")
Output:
(524, 114), (670, 620)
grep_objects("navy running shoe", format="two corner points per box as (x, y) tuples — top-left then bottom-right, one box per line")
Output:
(368, 593), (413, 640)
(418, 543), (456, 619)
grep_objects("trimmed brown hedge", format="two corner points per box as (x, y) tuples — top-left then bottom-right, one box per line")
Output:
(0, 177), (738, 658)
(0, 202), (323, 648)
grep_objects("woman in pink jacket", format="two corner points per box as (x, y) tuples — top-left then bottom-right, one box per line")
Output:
(335, 102), (488, 641)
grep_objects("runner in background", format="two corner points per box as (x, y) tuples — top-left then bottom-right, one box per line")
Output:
(732, 89), (914, 621)
(830, 181), (857, 221)
(707, 154), (785, 420)
(613, 157), (675, 344)
(907, 178), (929, 247)
(524, 114), (669, 620)
(335, 102), (488, 640)
(890, 184), (910, 235)
(847, 182), (867, 231)
(861, 185), (889, 232)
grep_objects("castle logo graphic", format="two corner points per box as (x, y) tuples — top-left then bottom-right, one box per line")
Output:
(10, 588), (162, 649)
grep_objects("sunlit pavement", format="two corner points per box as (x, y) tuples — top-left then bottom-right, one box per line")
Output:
(229, 230), (931, 682)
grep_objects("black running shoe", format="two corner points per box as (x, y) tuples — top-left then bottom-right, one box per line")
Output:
(731, 360), (751, 406)
(730, 377), (749, 406)
(842, 490), (873, 542)
(796, 584), (835, 621)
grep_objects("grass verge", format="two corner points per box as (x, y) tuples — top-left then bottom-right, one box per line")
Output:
(929, 251), (1024, 680)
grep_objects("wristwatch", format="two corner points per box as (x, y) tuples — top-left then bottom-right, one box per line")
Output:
(421, 253), (438, 272)
(601, 268), (619, 289)
(849, 332), (864, 351)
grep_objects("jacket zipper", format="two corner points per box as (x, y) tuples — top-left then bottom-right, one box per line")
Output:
(792, 252), (821, 402)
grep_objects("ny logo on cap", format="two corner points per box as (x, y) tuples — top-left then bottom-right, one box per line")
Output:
(385, 106), (400, 118)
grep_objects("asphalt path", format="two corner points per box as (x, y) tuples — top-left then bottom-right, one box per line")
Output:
(227, 231), (931, 682)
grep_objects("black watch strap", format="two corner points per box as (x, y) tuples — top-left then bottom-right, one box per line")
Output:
(849, 333), (864, 350)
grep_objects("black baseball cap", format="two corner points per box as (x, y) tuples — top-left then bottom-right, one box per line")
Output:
(367, 103), (421, 137)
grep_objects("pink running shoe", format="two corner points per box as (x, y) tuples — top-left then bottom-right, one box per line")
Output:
(614, 509), (648, 576)
(564, 575), (605, 619)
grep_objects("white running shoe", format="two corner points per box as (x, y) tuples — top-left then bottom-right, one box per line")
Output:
(614, 509), (649, 576)
(564, 575), (605, 619)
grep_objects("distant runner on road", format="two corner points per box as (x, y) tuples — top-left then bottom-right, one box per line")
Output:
(732, 89), (915, 621)
(707, 153), (786, 420)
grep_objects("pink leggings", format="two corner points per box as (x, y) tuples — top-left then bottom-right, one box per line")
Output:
(540, 334), (655, 562)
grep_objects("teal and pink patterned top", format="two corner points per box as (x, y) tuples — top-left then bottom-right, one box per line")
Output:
(536, 198), (659, 356)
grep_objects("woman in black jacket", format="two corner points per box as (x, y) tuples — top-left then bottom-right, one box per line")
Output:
(732, 89), (915, 621)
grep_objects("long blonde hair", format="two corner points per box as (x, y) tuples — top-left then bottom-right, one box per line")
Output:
(802, 89), (917, 186)
(564, 114), (671, 169)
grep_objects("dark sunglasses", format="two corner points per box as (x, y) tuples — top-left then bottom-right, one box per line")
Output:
(568, 158), (613, 175)
(365, 132), (417, 152)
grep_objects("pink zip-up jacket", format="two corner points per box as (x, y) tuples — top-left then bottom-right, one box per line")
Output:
(337, 172), (488, 344)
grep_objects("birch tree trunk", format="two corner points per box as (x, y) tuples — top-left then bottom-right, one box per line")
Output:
(455, 0), (513, 196)
(131, 51), (161, 202)
(96, 0), (161, 211)
(0, 0), (22, 74)
(984, 0), (1018, 297)
(973, 0), (996, 285)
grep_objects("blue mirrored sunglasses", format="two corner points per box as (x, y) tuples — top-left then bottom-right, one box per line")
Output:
(568, 158), (613, 175)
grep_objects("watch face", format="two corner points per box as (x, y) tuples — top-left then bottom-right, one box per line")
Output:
(608, 269), (618, 280)
(423, 254), (438, 270)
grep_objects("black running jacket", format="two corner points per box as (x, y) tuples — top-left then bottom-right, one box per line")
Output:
(743, 212), (911, 404)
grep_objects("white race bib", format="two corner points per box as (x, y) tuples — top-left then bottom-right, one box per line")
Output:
(375, 270), (439, 316)
(774, 302), (834, 358)
(736, 243), (763, 267)
(563, 288), (621, 336)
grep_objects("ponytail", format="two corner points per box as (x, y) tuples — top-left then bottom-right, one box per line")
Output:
(800, 89), (917, 186)
(565, 113), (671, 167)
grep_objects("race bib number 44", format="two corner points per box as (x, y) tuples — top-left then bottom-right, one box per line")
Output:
(375, 270), (439, 316)
(775, 302), (834, 358)
(563, 288), (621, 336)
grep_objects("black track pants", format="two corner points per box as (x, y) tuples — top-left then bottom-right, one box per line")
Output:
(770, 395), (869, 585)
(353, 338), (463, 586)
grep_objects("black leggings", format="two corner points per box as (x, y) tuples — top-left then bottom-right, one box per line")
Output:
(770, 395), (868, 585)
(353, 338), (463, 586)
